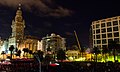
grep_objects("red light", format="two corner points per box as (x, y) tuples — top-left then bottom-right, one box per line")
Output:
(49, 64), (57, 67)
(49, 63), (59, 67)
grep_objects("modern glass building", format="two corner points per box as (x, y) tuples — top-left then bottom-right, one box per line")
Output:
(91, 16), (120, 49)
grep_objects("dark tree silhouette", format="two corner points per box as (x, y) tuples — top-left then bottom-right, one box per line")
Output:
(92, 46), (101, 62)
(57, 49), (66, 61)
(29, 50), (33, 58)
(47, 47), (51, 51)
(9, 45), (14, 59)
(17, 50), (21, 57)
(102, 46), (109, 62)
(44, 53), (52, 64)
(108, 40), (119, 62)
(15, 47), (18, 52)
(22, 48), (29, 58)
(71, 45), (78, 50)
(80, 47), (85, 57)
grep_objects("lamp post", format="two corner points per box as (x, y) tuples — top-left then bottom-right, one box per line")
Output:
(34, 54), (41, 72)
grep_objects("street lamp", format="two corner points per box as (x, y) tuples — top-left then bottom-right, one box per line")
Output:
(34, 54), (41, 72)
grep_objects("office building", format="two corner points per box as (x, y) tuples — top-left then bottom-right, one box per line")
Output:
(91, 16), (120, 49)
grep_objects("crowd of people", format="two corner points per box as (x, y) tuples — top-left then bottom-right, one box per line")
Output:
(0, 59), (39, 72)
(47, 61), (120, 72)
(0, 60), (120, 72)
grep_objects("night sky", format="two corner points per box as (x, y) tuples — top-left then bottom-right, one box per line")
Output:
(0, 0), (120, 48)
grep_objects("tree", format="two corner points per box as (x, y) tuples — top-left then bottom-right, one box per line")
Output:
(22, 48), (29, 58)
(80, 47), (85, 58)
(47, 47), (51, 51)
(92, 46), (100, 62)
(15, 47), (18, 52)
(29, 50), (33, 58)
(44, 53), (52, 64)
(17, 50), (21, 57)
(57, 49), (66, 61)
(1, 51), (6, 59)
(9, 45), (14, 59)
(71, 45), (78, 50)
(102, 46), (109, 62)
(108, 40), (119, 62)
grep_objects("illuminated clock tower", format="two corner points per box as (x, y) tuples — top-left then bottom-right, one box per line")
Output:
(8, 4), (25, 48)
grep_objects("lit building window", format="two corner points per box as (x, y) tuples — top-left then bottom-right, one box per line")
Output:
(97, 40), (101, 44)
(108, 39), (113, 43)
(102, 34), (106, 38)
(114, 38), (119, 43)
(93, 30), (95, 34)
(102, 29), (106, 33)
(96, 24), (100, 28)
(93, 35), (95, 39)
(96, 29), (100, 33)
(113, 27), (118, 31)
(102, 39), (106, 44)
(96, 35), (100, 39)
(113, 21), (118, 26)
(101, 23), (105, 27)
(107, 22), (111, 26)
(114, 32), (119, 37)
(107, 28), (112, 32)
(108, 33), (112, 37)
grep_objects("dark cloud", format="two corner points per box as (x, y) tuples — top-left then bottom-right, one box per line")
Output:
(43, 22), (52, 27)
(0, 0), (72, 17)
(48, 7), (72, 17)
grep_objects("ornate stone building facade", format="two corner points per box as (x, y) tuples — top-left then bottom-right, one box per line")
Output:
(8, 5), (25, 49)
(0, 5), (66, 57)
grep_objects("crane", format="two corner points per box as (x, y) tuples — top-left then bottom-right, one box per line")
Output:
(74, 30), (81, 51)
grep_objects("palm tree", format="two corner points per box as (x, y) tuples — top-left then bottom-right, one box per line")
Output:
(1, 51), (6, 59)
(108, 40), (119, 62)
(102, 47), (108, 62)
(92, 46), (100, 62)
(9, 45), (14, 59)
